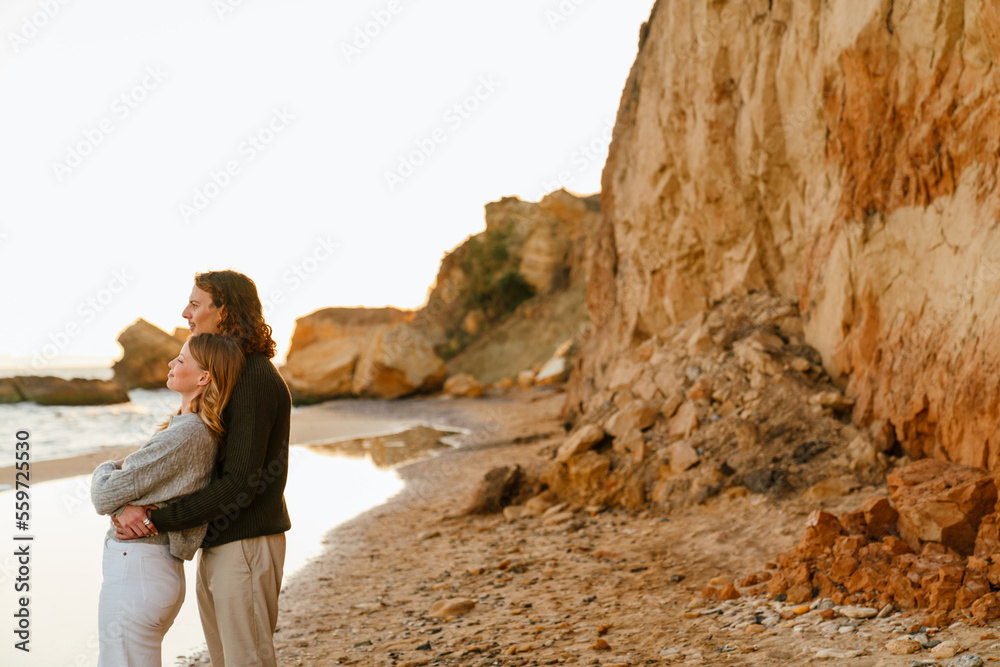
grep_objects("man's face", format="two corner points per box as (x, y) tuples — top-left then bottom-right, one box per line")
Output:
(182, 285), (222, 335)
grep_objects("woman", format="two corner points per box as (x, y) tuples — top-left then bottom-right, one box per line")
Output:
(91, 333), (244, 667)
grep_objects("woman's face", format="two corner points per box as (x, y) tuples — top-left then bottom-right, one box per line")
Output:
(182, 285), (222, 335)
(166, 340), (209, 395)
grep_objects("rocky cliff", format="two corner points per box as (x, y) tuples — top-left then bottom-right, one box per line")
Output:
(283, 190), (599, 400)
(570, 0), (1000, 469)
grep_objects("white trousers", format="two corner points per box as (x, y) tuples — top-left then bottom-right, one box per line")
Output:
(97, 537), (185, 667)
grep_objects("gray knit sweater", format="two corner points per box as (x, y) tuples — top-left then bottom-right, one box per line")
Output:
(91, 413), (217, 560)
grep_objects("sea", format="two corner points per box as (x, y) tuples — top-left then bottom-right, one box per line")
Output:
(0, 365), (188, 466)
(0, 364), (414, 666)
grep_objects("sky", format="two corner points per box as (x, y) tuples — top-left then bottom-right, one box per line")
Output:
(0, 0), (656, 370)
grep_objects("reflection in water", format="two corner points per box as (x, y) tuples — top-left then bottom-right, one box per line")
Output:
(307, 423), (458, 469)
(0, 446), (403, 666)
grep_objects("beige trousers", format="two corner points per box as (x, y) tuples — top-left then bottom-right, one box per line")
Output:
(196, 533), (286, 667)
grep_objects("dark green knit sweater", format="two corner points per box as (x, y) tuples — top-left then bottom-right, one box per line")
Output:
(149, 353), (292, 547)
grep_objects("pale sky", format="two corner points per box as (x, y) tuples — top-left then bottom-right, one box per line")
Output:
(0, 0), (655, 369)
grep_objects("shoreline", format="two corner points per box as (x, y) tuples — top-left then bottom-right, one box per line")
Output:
(228, 390), (1000, 666)
(0, 391), (536, 485)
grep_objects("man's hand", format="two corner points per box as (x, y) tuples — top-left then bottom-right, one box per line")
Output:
(113, 504), (158, 539)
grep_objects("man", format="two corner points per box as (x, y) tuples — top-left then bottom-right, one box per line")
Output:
(115, 269), (292, 667)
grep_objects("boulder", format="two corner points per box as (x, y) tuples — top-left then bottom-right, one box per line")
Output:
(352, 323), (447, 399)
(0, 378), (23, 403)
(668, 401), (699, 439)
(282, 337), (364, 403)
(556, 423), (605, 462)
(13, 376), (129, 406)
(282, 307), (412, 402)
(443, 373), (482, 397)
(112, 319), (183, 389)
(668, 441), (700, 473)
(888, 459), (997, 556)
(465, 465), (523, 514)
(535, 339), (575, 385)
(604, 401), (658, 437)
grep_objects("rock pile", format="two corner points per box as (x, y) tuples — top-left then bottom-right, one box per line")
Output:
(731, 459), (1000, 626)
(546, 292), (882, 511)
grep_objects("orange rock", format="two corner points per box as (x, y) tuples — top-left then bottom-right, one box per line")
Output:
(830, 556), (859, 585)
(785, 583), (814, 604)
(839, 510), (868, 536)
(795, 511), (844, 559)
(887, 459), (997, 556)
(701, 586), (719, 599)
(975, 513), (1000, 559)
(718, 583), (740, 601)
(767, 572), (789, 597)
(862, 496), (899, 539)
(833, 535), (868, 559)
(972, 593), (1000, 625)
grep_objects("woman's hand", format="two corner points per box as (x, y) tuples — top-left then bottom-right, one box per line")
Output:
(112, 504), (159, 539)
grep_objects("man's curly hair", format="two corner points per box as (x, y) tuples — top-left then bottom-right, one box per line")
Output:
(194, 270), (276, 359)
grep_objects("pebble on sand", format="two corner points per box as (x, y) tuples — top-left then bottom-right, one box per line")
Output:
(428, 598), (476, 619)
(885, 637), (922, 655)
(931, 640), (963, 659)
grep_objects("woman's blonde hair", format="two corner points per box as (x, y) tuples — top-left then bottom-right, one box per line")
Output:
(160, 334), (245, 457)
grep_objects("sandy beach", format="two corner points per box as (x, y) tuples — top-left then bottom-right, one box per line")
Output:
(17, 388), (1000, 666)
(248, 390), (1000, 666)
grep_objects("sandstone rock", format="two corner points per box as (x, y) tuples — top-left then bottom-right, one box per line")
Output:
(524, 493), (557, 516)
(931, 640), (963, 659)
(803, 475), (860, 500)
(0, 378), (23, 403)
(809, 391), (856, 411)
(838, 606), (877, 619)
(465, 465), (523, 514)
(733, 334), (784, 376)
(497, 377), (515, 390)
(686, 375), (713, 401)
(562, 0), (1000, 478)
(428, 598), (475, 619)
(535, 339), (575, 385)
(612, 427), (644, 458)
(567, 450), (611, 491)
(885, 638), (922, 655)
(888, 459), (997, 556)
(607, 358), (642, 392)
(668, 441), (700, 474)
(534, 357), (568, 385)
(13, 376), (129, 406)
(795, 511), (844, 559)
(604, 401), (658, 437)
(556, 423), (605, 462)
(863, 496), (899, 539)
(659, 390), (685, 420)
(282, 337), (364, 403)
(352, 323), (447, 399)
(443, 373), (482, 397)
(112, 319), (183, 389)
(947, 656), (985, 667)
(668, 401), (699, 439)
(732, 420), (759, 450)
(630, 370), (660, 404)
(503, 505), (528, 522)
(971, 592), (1000, 625)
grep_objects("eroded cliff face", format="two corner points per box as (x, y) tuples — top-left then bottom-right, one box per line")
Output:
(572, 0), (1000, 468)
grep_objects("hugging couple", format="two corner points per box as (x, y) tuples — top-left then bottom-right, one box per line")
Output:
(90, 269), (292, 667)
